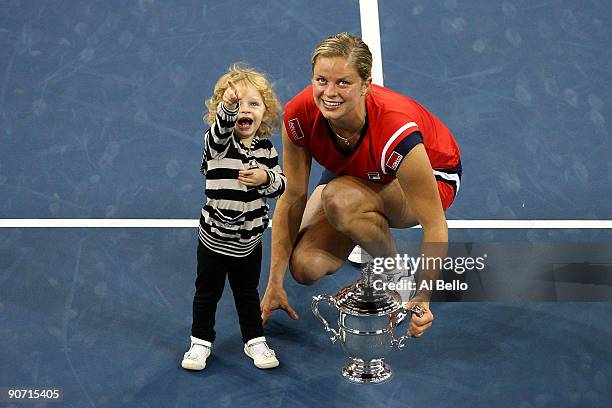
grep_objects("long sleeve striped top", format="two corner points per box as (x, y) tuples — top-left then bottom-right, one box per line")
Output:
(198, 102), (286, 257)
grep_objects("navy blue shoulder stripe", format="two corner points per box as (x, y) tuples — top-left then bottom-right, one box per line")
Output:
(386, 131), (423, 176)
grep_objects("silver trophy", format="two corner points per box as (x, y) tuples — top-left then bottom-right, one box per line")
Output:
(311, 262), (423, 384)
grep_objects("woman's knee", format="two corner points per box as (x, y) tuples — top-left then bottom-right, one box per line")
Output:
(289, 249), (338, 285)
(321, 178), (368, 231)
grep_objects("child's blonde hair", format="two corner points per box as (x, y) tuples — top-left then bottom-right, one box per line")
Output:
(205, 64), (281, 138)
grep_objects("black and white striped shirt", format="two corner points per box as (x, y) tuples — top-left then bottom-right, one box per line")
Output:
(199, 102), (286, 257)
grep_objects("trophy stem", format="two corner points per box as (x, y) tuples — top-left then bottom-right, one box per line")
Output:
(361, 260), (374, 287)
(341, 358), (392, 384)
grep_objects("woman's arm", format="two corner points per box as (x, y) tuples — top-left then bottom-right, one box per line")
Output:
(396, 144), (449, 302)
(261, 125), (312, 322)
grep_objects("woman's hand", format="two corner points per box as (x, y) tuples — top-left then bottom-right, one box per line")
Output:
(260, 284), (299, 324)
(406, 296), (434, 337)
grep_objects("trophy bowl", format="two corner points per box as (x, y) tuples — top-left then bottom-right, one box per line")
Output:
(311, 264), (423, 384)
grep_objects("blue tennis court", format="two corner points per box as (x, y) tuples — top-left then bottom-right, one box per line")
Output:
(1, 1), (611, 407)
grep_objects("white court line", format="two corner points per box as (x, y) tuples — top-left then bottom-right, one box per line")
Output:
(359, 0), (384, 85)
(0, 219), (198, 228)
(2, 7), (610, 231)
(446, 220), (612, 229)
(0, 219), (611, 228)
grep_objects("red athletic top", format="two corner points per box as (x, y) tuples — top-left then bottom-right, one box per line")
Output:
(284, 84), (461, 185)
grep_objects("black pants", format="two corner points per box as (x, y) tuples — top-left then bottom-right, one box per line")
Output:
(191, 241), (264, 343)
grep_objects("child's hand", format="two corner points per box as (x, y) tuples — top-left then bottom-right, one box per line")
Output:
(222, 80), (241, 110)
(238, 168), (268, 187)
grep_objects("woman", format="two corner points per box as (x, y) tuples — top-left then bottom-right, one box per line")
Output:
(261, 33), (461, 338)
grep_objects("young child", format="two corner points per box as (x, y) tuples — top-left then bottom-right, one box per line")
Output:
(182, 65), (286, 371)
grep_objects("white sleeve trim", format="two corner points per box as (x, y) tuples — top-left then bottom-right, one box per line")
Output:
(433, 169), (461, 193)
(380, 122), (418, 175)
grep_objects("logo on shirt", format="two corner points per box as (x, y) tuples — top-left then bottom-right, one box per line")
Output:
(367, 172), (381, 180)
(288, 118), (304, 140)
(386, 151), (404, 171)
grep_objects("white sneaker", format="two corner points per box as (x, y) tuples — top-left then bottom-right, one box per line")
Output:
(348, 245), (373, 265)
(396, 274), (417, 304)
(383, 259), (417, 304)
(244, 336), (279, 369)
(181, 336), (212, 371)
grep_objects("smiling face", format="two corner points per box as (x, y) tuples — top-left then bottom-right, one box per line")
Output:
(312, 56), (371, 127)
(234, 84), (266, 140)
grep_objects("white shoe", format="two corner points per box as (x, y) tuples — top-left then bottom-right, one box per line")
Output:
(348, 245), (373, 265)
(383, 259), (417, 303)
(244, 336), (279, 369)
(181, 336), (212, 371)
(396, 274), (417, 304)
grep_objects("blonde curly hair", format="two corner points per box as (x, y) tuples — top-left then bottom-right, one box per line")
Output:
(205, 64), (281, 138)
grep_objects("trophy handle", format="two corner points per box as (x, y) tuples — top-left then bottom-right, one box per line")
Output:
(392, 304), (426, 350)
(311, 294), (340, 344)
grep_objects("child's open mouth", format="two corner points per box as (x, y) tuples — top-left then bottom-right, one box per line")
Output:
(237, 117), (253, 130)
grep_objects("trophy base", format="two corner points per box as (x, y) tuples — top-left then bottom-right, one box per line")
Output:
(341, 358), (392, 384)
